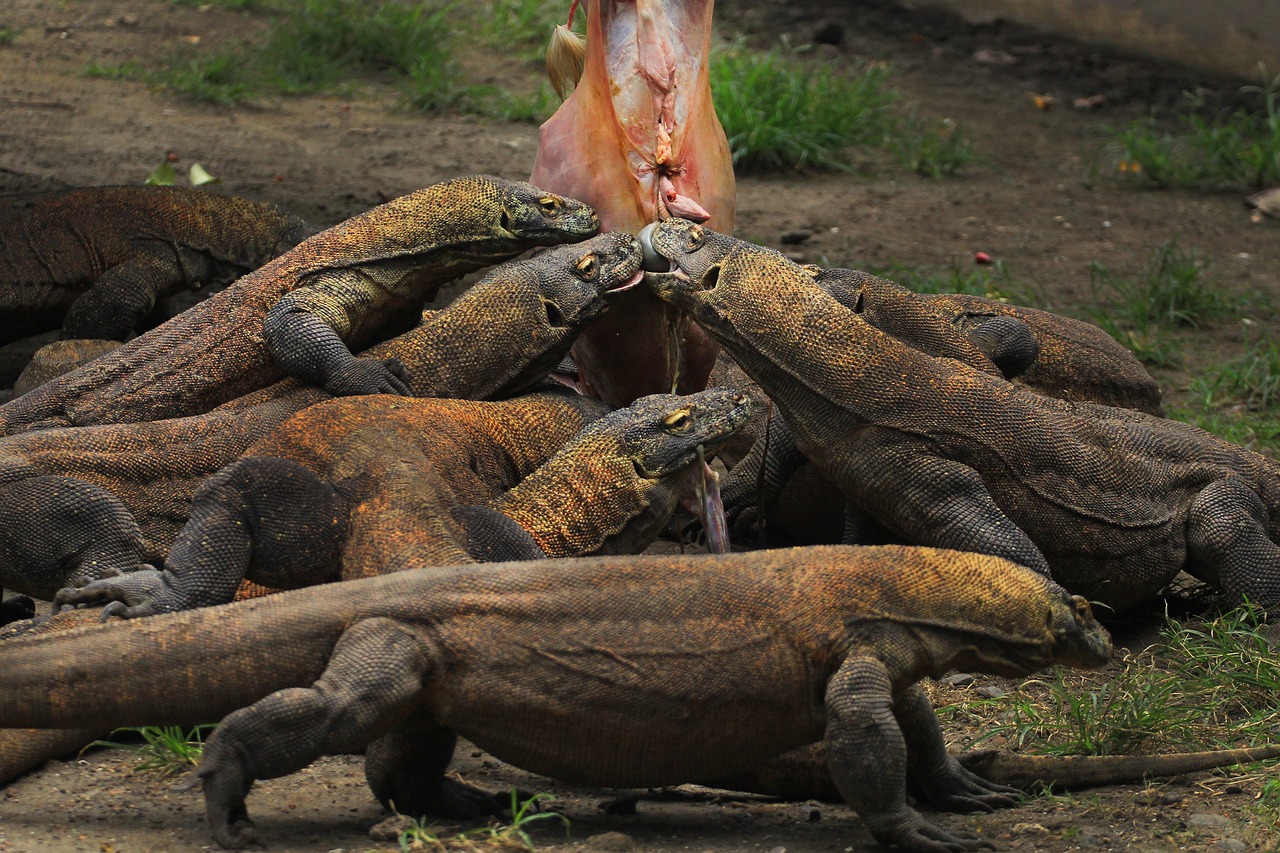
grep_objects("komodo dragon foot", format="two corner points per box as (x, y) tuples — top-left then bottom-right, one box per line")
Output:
(56, 566), (169, 620)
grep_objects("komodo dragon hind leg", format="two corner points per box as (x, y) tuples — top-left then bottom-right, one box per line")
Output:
(198, 617), (435, 849)
(59, 455), (349, 617)
(366, 724), (507, 820)
(0, 474), (144, 601)
(1186, 479), (1280, 612)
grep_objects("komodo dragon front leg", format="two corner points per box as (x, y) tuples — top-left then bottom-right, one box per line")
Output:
(198, 617), (438, 849)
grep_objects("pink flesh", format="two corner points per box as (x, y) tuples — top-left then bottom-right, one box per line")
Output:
(530, 0), (736, 405)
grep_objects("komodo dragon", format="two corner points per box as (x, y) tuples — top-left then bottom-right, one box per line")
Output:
(60, 387), (749, 616)
(0, 545), (1110, 851)
(811, 267), (1164, 416)
(645, 220), (1280, 613)
(0, 175), (599, 436)
(0, 185), (318, 345)
(0, 233), (643, 606)
(701, 259), (1162, 546)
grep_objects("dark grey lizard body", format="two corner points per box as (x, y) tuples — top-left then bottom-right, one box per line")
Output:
(0, 186), (317, 345)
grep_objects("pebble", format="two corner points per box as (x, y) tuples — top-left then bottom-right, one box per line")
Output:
(976, 685), (1006, 699)
(1187, 813), (1233, 831)
(583, 831), (638, 851)
(1215, 840), (1247, 852)
(366, 814), (416, 842)
(943, 672), (975, 688)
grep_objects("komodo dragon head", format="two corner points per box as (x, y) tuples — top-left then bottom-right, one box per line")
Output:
(499, 387), (752, 556)
(491, 177), (601, 245)
(477, 231), (645, 398)
(642, 219), (858, 354)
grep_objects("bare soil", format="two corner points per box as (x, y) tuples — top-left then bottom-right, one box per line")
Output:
(1, 1), (1278, 851)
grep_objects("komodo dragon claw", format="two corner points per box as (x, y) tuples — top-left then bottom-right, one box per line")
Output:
(324, 356), (411, 397)
(56, 566), (173, 620)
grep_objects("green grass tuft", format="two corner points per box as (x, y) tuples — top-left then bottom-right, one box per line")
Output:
(1085, 240), (1234, 366)
(157, 45), (262, 106)
(972, 606), (1280, 758)
(891, 109), (975, 178)
(94, 724), (215, 775)
(710, 47), (896, 171)
(393, 791), (567, 852)
(1102, 72), (1280, 189)
(875, 258), (1017, 301)
(82, 61), (148, 81)
(0, 26), (21, 45)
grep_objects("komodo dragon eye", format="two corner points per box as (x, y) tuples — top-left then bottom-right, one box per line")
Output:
(1071, 596), (1093, 623)
(574, 253), (601, 280)
(684, 225), (706, 251)
(662, 410), (693, 432)
(538, 195), (563, 216)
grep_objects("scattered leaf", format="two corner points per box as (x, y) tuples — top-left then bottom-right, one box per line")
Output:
(188, 162), (220, 185)
(144, 161), (177, 185)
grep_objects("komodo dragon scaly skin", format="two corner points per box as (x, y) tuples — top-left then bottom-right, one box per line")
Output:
(0, 175), (599, 436)
(0, 545), (1109, 851)
(0, 186), (318, 345)
(0, 233), (642, 603)
(60, 388), (750, 616)
(646, 220), (1280, 613)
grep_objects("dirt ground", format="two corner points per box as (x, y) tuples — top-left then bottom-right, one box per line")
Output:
(1, 0), (1278, 851)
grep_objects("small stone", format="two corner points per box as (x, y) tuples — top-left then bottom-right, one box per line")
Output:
(976, 685), (1006, 699)
(1187, 812), (1233, 831)
(583, 831), (638, 852)
(780, 229), (812, 245)
(943, 672), (975, 688)
(367, 814), (417, 842)
(1215, 840), (1247, 852)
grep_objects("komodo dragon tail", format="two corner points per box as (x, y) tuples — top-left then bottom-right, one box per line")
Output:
(0, 591), (357, 731)
(711, 741), (1280, 800)
(955, 745), (1280, 790)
